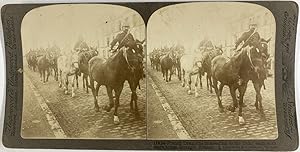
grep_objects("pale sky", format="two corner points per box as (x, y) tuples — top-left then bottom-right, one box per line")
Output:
(147, 2), (274, 53)
(21, 4), (135, 54)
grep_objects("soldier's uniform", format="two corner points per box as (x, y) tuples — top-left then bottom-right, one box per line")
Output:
(198, 39), (214, 52)
(235, 24), (261, 51)
(74, 40), (89, 53)
(110, 26), (136, 53)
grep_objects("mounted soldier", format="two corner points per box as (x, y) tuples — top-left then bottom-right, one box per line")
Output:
(234, 22), (260, 52)
(74, 39), (89, 53)
(110, 24), (137, 54)
(234, 22), (264, 86)
(198, 36), (214, 53)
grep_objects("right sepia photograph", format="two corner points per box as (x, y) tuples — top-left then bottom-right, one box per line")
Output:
(147, 2), (277, 140)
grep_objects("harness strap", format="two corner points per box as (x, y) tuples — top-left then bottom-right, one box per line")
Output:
(122, 47), (135, 72)
(246, 47), (255, 69)
(243, 29), (257, 47)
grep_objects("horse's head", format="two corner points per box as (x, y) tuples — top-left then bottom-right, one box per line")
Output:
(90, 46), (99, 55)
(135, 39), (145, 57)
(213, 46), (223, 56)
(251, 58), (268, 80)
(123, 47), (144, 79)
(253, 37), (271, 59)
(241, 43), (269, 81)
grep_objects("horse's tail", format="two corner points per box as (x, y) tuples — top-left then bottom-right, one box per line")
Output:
(263, 81), (266, 90)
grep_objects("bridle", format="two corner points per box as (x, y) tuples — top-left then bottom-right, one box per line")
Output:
(122, 46), (144, 88)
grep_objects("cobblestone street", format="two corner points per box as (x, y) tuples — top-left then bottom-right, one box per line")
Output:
(22, 67), (146, 139)
(147, 67), (278, 139)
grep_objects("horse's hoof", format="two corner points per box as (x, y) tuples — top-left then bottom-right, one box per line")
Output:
(64, 90), (68, 95)
(181, 83), (185, 87)
(238, 116), (245, 125)
(113, 115), (120, 125)
(219, 107), (224, 113)
(195, 92), (199, 98)
(95, 106), (99, 112)
(71, 93), (75, 97)
(135, 112), (140, 119)
(226, 105), (235, 112)
(188, 90), (192, 95)
(103, 105), (112, 112)
(241, 103), (247, 107)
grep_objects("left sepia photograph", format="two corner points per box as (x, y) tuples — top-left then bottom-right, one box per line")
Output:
(21, 4), (146, 139)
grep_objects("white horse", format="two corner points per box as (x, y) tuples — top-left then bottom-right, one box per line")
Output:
(57, 52), (79, 97)
(180, 54), (203, 97)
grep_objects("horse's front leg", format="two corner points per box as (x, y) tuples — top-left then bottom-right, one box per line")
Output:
(85, 75), (89, 93)
(187, 73), (192, 95)
(58, 70), (62, 88)
(82, 74), (85, 89)
(89, 77), (99, 112)
(219, 83), (224, 101)
(169, 68), (172, 81)
(46, 68), (50, 82)
(71, 74), (76, 97)
(206, 73), (209, 91)
(165, 69), (169, 82)
(253, 81), (265, 119)
(76, 74), (79, 89)
(129, 81), (139, 117)
(212, 78), (224, 112)
(194, 75), (199, 97)
(237, 82), (248, 125)
(199, 71), (203, 89)
(178, 67), (181, 81)
(181, 69), (185, 87)
(113, 85), (124, 125)
(43, 70), (46, 83)
(162, 69), (165, 80)
(64, 74), (69, 95)
(55, 68), (58, 81)
(228, 86), (238, 112)
(104, 86), (114, 112)
(208, 73), (213, 93)
(39, 69), (42, 82)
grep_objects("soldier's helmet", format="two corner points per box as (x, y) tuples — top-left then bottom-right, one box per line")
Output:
(249, 21), (258, 29)
(122, 23), (130, 31)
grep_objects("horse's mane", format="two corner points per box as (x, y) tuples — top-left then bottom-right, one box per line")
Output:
(230, 47), (248, 62)
(107, 49), (124, 63)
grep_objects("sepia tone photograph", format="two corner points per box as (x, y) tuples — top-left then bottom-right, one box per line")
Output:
(21, 4), (146, 139)
(147, 2), (277, 140)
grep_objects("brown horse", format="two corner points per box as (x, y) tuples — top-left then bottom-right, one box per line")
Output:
(211, 42), (268, 125)
(78, 47), (98, 93)
(160, 51), (176, 82)
(37, 52), (51, 83)
(26, 50), (38, 72)
(88, 46), (143, 124)
(201, 47), (223, 93)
